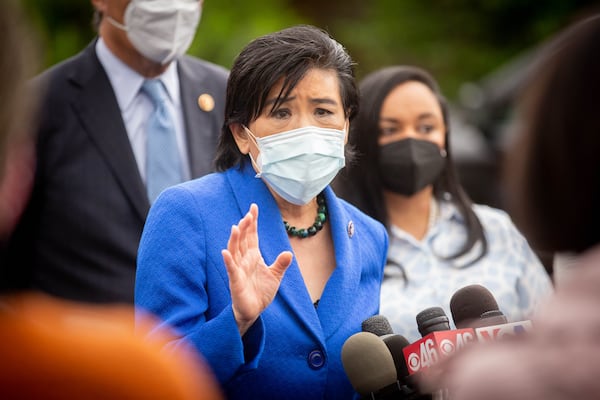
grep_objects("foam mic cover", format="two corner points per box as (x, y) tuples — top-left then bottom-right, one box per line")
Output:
(341, 332), (397, 396)
(382, 334), (411, 381)
(479, 309), (508, 326)
(362, 315), (394, 336)
(416, 307), (450, 337)
(449, 284), (501, 329)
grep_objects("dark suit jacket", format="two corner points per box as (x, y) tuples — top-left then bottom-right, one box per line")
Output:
(0, 41), (228, 303)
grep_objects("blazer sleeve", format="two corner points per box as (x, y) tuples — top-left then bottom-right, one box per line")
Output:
(135, 185), (265, 385)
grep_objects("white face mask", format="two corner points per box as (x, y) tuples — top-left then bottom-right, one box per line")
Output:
(106, 0), (201, 65)
(245, 125), (347, 205)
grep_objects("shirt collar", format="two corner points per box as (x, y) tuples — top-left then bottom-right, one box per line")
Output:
(95, 38), (180, 111)
(389, 196), (463, 243)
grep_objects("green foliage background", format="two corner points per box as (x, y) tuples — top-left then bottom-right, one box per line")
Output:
(20, 0), (598, 100)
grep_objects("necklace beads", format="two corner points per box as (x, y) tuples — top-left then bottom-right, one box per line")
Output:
(283, 192), (327, 238)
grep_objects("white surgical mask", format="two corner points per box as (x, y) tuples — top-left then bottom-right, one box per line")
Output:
(106, 0), (201, 65)
(245, 125), (346, 205)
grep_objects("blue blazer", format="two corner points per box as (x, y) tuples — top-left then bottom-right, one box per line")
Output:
(135, 161), (388, 399)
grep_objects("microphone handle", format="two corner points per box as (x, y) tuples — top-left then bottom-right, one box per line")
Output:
(360, 380), (434, 399)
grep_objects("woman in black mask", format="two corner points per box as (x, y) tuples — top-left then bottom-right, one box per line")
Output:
(334, 66), (552, 341)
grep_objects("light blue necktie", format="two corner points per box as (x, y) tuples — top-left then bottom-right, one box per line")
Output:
(142, 79), (182, 203)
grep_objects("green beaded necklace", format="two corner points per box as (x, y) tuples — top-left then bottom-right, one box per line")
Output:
(283, 192), (327, 238)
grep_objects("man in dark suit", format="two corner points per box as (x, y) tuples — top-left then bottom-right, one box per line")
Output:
(0, 0), (228, 303)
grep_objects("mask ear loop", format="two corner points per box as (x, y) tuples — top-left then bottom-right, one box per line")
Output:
(242, 125), (263, 177)
(342, 120), (350, 134)
(105, 15), (129, 31)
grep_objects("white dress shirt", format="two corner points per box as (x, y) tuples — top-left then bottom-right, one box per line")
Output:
(380, 198), (553, 342)
(95, 38), (191, 183)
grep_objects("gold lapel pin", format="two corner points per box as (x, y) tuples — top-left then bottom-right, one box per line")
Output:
(197, 93), (215, 112)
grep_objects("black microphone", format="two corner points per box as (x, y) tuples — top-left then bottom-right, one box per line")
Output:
(360, 315), (433, 399)
(449, 284), (533, 342)
(449, 284), (505, 329)
(479, 309), (508, 326)
(383, 334), (411, 382)
(362, 315), (410, 382)
(362, 315), (395, 337)
(416, 307), (450, 336)
(403, 306), (477, 377)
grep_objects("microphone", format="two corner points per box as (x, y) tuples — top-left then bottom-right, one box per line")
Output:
(382, 334), (411, 382)
(341, 331), (398, 397)
(403, 307), (476, 375)
(362, 314), (395, 337)
(449, 284), (504, 329)
(479, 309), (508, 326)
(416, 307), (450, 336)
(449, 284), (532, 341)
(356, 316), (433, 399)
(362, 315), (412, 382)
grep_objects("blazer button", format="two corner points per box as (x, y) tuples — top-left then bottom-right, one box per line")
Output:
(307, 349), (325, 370)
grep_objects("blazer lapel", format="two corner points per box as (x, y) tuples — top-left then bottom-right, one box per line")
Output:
(226, 162), (322, 341)
(69, 42), (149, 221)
(313, 187), (362, 340)
(178, 57), (222, 178)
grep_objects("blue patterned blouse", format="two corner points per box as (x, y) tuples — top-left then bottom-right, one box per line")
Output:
(379, 199), (553, 342)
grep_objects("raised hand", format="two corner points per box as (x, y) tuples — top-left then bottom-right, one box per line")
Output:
(221, 203), (293, 336)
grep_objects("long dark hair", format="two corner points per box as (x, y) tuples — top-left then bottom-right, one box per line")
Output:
(214, 25), (359, 171)
(335, 65), (487, 265)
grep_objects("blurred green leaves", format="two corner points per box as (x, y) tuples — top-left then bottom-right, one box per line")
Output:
(20, 0), (597, 100)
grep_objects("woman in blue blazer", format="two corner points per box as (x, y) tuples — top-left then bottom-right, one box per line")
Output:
(135, 25), (388, 399)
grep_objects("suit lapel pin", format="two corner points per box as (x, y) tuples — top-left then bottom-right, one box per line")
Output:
(197, 93), (215, 112)
(347, 220), (355, 238)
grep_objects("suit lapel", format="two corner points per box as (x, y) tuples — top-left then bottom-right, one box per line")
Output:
(316, 187), (362, 339)
(178, 57), (221, 178)
(226, 162), (322, 340)
(69, 43), (149, 221)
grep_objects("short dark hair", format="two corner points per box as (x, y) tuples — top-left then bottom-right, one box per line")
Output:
(334, 65), (487, 264)
(92, 9), (103, 32)
(214, 25), (359, 171)
(505, 14), (600, 254)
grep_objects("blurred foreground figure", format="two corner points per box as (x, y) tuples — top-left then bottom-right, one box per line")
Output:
(0, 2), (222, 398)
(0, 293), (223, 400)
(421, 12), (600, 400)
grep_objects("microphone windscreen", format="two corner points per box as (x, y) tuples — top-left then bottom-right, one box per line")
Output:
(382, 334), (411, 381)
(450, 284), (500, 329)
(416, 306), (450, 337)
(478, 309), (508, 327)
(362, 315), (394, 336)
(341, 332), (397, 396)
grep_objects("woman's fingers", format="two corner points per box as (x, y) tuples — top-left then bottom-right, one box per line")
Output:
(246, 204), (259, 249)
(270, 251), (293, 279)
(221, 249), (240, 285)
(227, 224), (241, 261)
(237, 218), (248, 256)
(235, 204), (259, 256)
